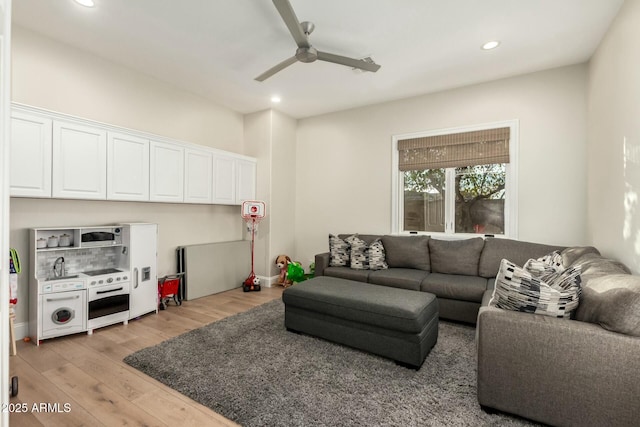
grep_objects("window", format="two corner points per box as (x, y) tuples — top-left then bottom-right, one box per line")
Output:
(392, 121), (518, 237)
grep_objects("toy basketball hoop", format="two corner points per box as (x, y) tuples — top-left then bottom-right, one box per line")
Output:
(241, 201), (266, 292)
(242, 200), (265, 232)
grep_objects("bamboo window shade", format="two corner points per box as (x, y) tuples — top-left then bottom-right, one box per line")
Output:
(398, 127), (510, 171)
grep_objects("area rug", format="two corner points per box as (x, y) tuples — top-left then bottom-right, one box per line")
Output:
(124, 300), (538, 426)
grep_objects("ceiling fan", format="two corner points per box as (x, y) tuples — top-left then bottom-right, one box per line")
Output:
(255, 0), (381, 82)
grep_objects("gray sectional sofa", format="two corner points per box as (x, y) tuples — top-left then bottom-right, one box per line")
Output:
(314, 234), (640, 427)
(315, 234), (562, 324)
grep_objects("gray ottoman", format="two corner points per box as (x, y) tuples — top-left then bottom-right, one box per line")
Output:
(282, 276), (439, 368)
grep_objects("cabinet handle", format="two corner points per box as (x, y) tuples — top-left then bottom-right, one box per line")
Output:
(134, 267), (139, 289)
(96, 287), (123, 295)
(46, 295), (80, 302)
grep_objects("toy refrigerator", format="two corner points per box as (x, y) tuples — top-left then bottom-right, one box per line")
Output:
(125, 223), (158, 318)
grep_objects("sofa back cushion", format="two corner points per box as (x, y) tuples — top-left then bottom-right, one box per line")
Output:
(380, 235), (430, 271)
(568, 251), (630, 283)
(429, 237), (484, 276)
(478, 238), (564, 278)
(574, 274), (640, 337)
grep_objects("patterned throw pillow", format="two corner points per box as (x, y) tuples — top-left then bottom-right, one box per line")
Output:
(345, 235), (368, 270)
(523, 251), (564, 281)
(369, 239), (389, 270)
(490, 251), (582, 319)
(328, 234), (350, 267)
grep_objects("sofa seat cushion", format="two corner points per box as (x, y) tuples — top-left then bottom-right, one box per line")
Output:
(368, 268), (429, 291)
(429, 238), (484, 276)
(420, 273), (488, 303)
(324, 266), (370, 283)
(282, 276), (437, 334)
(478, 238), (564, 278)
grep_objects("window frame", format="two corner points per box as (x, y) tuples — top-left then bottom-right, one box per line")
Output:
(391, 120), (519, 239)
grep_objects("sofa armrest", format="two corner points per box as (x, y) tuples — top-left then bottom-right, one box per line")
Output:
(477, 307), (640, 427)
(315, 252), (330, 277)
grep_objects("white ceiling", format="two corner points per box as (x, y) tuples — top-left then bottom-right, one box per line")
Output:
(12, 0), (624, 119)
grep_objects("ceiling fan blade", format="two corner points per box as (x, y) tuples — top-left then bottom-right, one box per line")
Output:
(317, 51), (381, 73)
(272, 0), (310, 48)
(255, 56), (298, 82)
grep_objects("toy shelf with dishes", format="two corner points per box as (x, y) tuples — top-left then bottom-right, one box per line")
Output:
(34, 228), (80, 251)
(33, 225), (124, 252)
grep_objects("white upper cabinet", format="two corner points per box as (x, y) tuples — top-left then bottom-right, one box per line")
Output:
(11, 105), (256, 205)
(184, 148), (213, 204)
(149, 140), (184, 202)
(52, 121), (107, 200)
(212, 153), (257, 205)
(236, 158), (257, 203)
(10, 111), (52, 198)
(107, 132), (150, 201)
(212, 153), (236, 205)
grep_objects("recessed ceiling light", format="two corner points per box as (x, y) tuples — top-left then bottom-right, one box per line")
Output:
(482, 41), (500, 50)
(270, 96), (281, 103)
(74, 0), (95, 7)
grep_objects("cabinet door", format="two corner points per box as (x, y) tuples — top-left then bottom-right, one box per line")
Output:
(10, 112), (52, 198)
(184, 148), (213, 204)
(149, 141), (184, 202)
(236, 158), (257, 203)
(212, 153), (235, 205)
(107, 132), (149, 201)
(52, 121), (107, 200)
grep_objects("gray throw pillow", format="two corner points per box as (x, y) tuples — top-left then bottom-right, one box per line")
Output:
(328, 234), (350, 267)
(574, 274), (640, 337)
(429, 237), (484, 276)
(380, 235), (430, 271)
(345, 235), (368, 270)
(368, 239), (388, 271)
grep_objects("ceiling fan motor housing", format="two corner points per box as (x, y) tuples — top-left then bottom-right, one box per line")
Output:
(296, 46), (318, 63)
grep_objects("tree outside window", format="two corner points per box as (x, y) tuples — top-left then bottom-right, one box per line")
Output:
(403, 164), (506, 234)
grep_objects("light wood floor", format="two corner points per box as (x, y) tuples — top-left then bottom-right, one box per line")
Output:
(9, 286), (284, 427)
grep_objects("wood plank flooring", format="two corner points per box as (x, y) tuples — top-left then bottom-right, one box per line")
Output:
(9, 286), (283, 427)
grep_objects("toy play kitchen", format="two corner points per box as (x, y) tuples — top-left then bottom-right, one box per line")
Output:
(28, 223), (158, 344)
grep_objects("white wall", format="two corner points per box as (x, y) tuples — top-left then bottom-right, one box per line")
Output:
(244, 109), (297, 282)
(269, 110), (297, 273)
(12, 27), (244, 150)
(10, 27), (247, 324)
(587, 0), (640, 274)
(243, 110), (271, 280)
(295, 64), (589, 266)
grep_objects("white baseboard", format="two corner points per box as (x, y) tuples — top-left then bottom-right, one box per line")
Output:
(257, 275), (281, 287)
